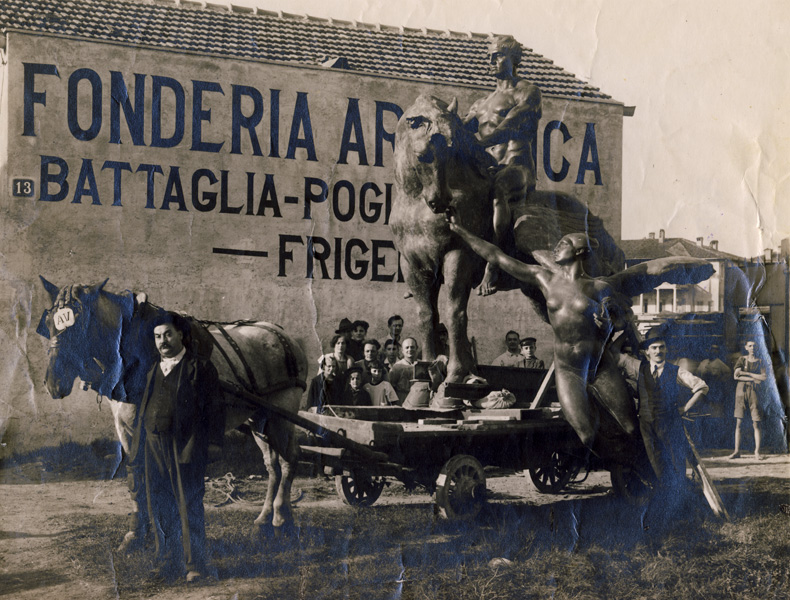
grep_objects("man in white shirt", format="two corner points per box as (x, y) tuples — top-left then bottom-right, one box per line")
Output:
(617, 332), (708, 491)
(493, 331), (524, 367)
(389, 337), (420, 403)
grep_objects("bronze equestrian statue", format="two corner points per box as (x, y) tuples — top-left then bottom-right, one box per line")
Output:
(390, 92), (623, 386)
(391, 36), (715, 468)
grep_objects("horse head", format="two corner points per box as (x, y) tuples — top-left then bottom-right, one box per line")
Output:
(37, 277), (131, 399)
(395, 94), (492, 215)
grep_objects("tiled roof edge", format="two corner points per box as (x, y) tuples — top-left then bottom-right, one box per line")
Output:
(3, 26), (622, 107)
(146, 0), (497, 39)
(0, 0), (618, 101)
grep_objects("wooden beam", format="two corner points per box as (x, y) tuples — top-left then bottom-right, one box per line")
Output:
(529, 362), (556, 409)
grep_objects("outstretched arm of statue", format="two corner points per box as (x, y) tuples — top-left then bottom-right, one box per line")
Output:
(447, 210), (545, 287)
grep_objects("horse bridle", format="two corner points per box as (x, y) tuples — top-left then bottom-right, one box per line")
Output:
(45, 291), (119, 396)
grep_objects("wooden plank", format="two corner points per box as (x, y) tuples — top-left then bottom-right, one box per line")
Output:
(298, 410), (404, 446)
(459, 407), (561, 421)
(683, 423), (730, 520)
(218, 382), (391, 462)
(391, 419), (576, 440)
(457, 423), (484, 431)
(324, 405), (464, 422)
(299, 445), (346, 458)
(529, 363), (556, 409)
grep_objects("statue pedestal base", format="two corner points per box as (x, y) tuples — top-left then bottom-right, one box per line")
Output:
(429, 383), (466, 410)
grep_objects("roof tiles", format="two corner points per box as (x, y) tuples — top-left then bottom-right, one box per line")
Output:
(621, 238), (742, 262)
(0, 0), (612, 100)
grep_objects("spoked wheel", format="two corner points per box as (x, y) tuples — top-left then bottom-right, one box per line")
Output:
(610, 463), (655, 505)
(529, 451), (581, 493)
(335, 469), (386, 507)
(434, 455), (486, 521)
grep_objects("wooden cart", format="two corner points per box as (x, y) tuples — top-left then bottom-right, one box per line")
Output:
(296, 364), (614, 520)
(298, 401), (593, 520)
(225, 363), (651, 520)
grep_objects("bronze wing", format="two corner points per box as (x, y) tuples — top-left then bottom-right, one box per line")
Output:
(604, 256), (715, 298)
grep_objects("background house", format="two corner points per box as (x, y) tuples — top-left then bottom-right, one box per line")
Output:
(622, 230), (744, 352)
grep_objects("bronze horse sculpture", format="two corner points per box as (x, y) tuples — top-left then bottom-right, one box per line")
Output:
(391, 94), (625, 384)
(392, 94), (717, 485)
(37, 278), (309, 549)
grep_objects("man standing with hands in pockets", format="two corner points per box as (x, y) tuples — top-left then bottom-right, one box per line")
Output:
(129, 313), (224, 584)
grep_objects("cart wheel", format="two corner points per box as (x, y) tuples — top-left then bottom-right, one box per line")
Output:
(528, 451), (579, 493)
(434, 455), (486, 521)
(335, 469), (385, 507)
(610, 464), (654, 505)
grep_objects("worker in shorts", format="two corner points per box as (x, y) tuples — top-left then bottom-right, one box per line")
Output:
(727, 339), (768, 460)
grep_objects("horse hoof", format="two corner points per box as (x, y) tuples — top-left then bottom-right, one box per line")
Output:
(271, 523), (300, 548)
(272, 524), (291, 539)
(116, 531), (144, 555)
(250, 521), (274, 543)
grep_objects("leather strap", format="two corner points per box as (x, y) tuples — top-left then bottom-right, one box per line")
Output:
(211, 322), (260, 394)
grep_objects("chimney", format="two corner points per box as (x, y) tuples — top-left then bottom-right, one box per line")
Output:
(710, 240), (718, 251)
(658, 229), (665, 243)
(696, 237), (704, 246)
(648, 232), (655, 239)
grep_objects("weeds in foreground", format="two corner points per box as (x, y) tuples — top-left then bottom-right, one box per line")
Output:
(15, 442), (788, 599)
(52, 494), (790, 600)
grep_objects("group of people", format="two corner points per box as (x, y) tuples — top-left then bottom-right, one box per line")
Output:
(493, 331), (545, 369)
(307, 314), (447, 412)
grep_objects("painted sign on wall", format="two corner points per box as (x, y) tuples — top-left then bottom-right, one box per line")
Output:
(1, 31), (624, 451)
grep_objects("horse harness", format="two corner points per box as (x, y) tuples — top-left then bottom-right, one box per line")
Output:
(203, 320), (303, 398)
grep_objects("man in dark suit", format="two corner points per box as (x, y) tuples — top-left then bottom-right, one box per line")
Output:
(129, 312), (223, 583)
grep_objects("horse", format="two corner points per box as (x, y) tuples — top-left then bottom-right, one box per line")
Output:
(36, 277), (309, 550)
(391, 94), (626, 385)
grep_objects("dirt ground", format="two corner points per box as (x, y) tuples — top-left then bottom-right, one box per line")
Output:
(0, 449), (788, 600)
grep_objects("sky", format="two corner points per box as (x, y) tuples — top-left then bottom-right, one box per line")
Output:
(218, 0), (788, 257)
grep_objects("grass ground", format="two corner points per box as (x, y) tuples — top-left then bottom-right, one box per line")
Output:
(3, 438), (789, 599)
(54, 474), (790, 599)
